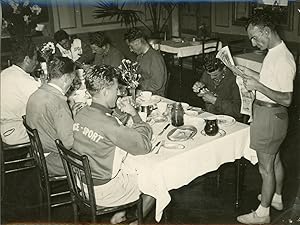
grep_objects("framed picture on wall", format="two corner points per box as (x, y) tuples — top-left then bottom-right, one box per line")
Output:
(232, 2), (250, 26)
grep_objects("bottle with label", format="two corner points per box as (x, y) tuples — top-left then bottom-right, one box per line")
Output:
(171, 102), (184, 127)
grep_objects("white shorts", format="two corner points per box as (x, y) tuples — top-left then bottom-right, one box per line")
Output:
(92, 170), (140, 207)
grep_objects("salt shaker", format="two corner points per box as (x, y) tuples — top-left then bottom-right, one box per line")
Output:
(171, 102), (184, 127)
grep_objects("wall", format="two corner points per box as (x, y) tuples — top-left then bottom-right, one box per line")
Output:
(211, 2), (300, 43)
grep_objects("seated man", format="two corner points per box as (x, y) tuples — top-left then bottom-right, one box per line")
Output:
(1, 38), (40, 145)
(192, 57), (242, 121)
(54, 29), (94, 66)
(26, 57), (83, 175)
(124, 27), (167, 96)
(73, 65), (155, 223)
(89, 31), (124, 68)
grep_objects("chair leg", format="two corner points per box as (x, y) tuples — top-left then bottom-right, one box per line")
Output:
(137, 195), (143, 224)
(71, 196), (79, 223)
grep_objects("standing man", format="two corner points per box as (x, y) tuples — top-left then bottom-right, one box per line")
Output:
(124, 28), (167, 96)
(237, 11), (296, 224)
(1, 39), (39, 145)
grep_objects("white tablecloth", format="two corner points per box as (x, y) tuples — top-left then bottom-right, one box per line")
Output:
(125, 103), (257, 222)
(155, 40), (222, 58)
(233, 52), (265, 73)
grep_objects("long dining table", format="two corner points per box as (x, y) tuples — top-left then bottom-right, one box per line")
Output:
(125, 97), (258, 222)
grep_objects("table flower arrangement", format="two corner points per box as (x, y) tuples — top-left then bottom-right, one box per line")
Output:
(39, 42), (55, 62)
(2, 0), (43, 37)
(117, 59), (141, 100)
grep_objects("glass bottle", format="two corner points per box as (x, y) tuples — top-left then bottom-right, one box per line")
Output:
(171, 102), (184, 127)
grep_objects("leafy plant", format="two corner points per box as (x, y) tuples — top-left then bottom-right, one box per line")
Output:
(94, 0), (176, 36)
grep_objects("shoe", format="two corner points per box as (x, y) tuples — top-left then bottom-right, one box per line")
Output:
(257, 194), (283, 211)
(237, 211), (270, 224)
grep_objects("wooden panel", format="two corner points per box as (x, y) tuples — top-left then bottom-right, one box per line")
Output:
(215, 3), (230, 27)
(56, 0), (77, 29)
(179, 4), (198, 34)
(232, 2), (250, 26)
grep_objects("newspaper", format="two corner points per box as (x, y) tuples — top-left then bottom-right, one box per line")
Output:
(216, 46), (255, 121)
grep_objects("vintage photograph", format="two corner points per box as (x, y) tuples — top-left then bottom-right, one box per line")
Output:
(1, 0), (300, 224)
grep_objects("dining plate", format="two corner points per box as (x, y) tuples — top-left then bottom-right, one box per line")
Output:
(136, 95), (161, 106)
(200, 129), (226, 137)
(167, 125), (197, 142)
(206, 115), (236, 127)
(162, 142), (185, 149)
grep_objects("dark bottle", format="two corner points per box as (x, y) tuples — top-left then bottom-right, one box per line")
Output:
(171, 102), (184, 127)
(204, 119), (219, 136)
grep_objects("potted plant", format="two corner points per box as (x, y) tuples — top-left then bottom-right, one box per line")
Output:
(93, 0), (176, 39)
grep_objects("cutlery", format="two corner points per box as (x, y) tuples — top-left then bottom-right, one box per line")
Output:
(157, 123), (170, 136)
(155, 141), (164, 154)
(152, 141), (161, 151)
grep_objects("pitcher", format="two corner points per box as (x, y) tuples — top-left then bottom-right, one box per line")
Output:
(204, 119), (219, 136)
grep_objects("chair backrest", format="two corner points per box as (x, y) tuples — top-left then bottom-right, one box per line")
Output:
(202, 38), (221, 55)
(55, 139), (97, 215)
(1, 136), (35, 200)
(22, 115), (51, 193)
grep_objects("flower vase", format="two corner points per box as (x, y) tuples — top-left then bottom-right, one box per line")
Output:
(129, 87), (136, 102)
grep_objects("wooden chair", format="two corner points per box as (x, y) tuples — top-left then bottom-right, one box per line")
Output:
(55, 139), (143, 223)
(1, 136), (35, 201)
(194, 38), (221, 74)
(22, 116), (72, 222)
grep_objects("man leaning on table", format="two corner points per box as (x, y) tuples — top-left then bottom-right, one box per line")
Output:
(72, 65), (155, 224)
(26, 57), (84, 175)
(124, 27), (167, 96)
(192, 56), (242, 121)
(236, 10), (296, 224)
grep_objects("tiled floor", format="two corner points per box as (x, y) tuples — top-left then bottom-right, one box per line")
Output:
(2, 67), (300, 224)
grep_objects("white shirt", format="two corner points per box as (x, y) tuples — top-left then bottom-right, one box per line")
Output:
(56, 38), (82, 62)
(257, 41), (296, 103)
(0, 65), (40, 144)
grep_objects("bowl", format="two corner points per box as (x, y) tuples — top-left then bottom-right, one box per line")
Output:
(181, 102), (190, 111)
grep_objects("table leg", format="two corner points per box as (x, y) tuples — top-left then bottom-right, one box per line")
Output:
(235, 159), (241, 209)
(178, 58), (183, 101)
(192, 56), (196, 76)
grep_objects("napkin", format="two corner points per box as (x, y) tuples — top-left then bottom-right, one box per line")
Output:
(169, 129), (194, 141)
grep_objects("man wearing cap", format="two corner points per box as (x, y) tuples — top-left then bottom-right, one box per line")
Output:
(192, 57), (242, 121)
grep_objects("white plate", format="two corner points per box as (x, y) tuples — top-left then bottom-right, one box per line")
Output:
(167, 125), (197, 142)
(136, 95), (161, 106)
(206, 115), (236, 127)
(200, 129), (226, 137)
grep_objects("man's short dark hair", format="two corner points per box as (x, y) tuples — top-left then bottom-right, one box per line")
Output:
(89, 32), (111, 48)
(48, 57), (75, 80)
(124, 27), (145, 42)
(54, 29), (70, 43)
(85, 65), (119, 96)
(11, 38), (36, 64)
(246, 9), (277, 32)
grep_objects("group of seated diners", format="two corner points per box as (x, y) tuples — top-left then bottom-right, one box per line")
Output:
(1, 27), (242, 223)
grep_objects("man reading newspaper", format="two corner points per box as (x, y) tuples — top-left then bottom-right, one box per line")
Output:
(216, 46), (255, 120)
